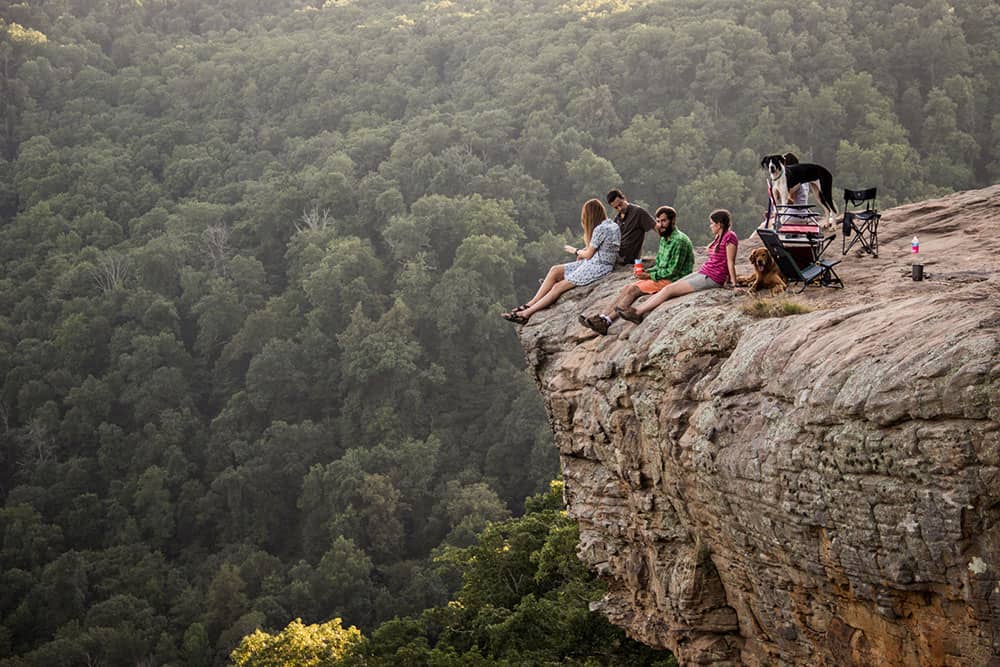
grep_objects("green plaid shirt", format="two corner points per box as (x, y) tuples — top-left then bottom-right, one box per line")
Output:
(647, 229), (695, 282)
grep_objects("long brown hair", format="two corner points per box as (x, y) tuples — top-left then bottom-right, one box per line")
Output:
(580, 198), (606, 246)
(707, 209), (732, 250)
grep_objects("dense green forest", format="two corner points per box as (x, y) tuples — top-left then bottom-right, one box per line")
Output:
(0, 0), (997, 664)
(231, 482), (676, 666)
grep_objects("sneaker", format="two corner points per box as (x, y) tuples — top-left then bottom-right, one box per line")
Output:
(579, 314), (609, 336)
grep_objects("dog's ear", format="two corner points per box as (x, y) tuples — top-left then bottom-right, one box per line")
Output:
(760, 156), (769, 168)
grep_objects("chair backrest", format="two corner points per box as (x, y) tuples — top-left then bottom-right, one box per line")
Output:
(757, 228), (808, 281)
(843, 187), (877, 211)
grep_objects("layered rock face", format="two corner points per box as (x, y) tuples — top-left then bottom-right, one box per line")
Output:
(516, 186), (1000, 665)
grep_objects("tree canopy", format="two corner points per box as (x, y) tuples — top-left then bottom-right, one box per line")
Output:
(1, 0), (997, 664)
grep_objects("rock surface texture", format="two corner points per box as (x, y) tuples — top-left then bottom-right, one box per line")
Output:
(516, 186), (1000, 666)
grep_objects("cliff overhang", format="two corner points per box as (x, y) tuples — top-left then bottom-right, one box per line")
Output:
(517, 186), (1000, 665)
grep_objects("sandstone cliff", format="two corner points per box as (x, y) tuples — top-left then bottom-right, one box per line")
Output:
(516, 186), (1000, 666)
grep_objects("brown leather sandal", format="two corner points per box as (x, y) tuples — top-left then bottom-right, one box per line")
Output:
(502, 311), (529, 324)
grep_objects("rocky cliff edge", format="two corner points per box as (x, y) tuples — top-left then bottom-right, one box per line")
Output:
(516, 185), (1000, 665)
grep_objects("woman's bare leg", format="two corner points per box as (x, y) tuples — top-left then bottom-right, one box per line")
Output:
(633, 279), (695, 316)
(525, 265), (565, 307)
(521, 280), (575, 318)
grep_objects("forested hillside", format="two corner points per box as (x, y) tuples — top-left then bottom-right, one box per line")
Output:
(0, 0), (997, 664)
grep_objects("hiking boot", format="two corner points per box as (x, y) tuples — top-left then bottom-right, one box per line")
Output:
(579, 314), (609, 336)
(615, 306), (643, 324)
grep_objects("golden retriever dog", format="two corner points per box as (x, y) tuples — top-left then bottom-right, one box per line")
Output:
(736, 247), (787, 295)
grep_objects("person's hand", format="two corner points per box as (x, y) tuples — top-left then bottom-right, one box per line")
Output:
(563, 244), (577, 255)
(636, 270), (650, 280)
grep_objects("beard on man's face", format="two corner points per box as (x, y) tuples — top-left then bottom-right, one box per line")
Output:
(659, 225), (673, 238)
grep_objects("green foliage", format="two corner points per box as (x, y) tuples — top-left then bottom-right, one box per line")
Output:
(566, 149), (623, 205)
(1, 0), (997, 664)
(675, 169), (755, 240)
(229, 617), (361, 667)
(0, 505), (63, 570)
(339, 481), (675, 666)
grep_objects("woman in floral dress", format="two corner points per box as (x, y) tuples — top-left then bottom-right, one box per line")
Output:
(502, 198), (620, 324)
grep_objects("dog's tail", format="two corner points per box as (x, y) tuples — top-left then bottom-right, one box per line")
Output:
(819, 169), (837, 215)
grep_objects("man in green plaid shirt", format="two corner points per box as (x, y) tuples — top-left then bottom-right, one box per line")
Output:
(580, 206), (694, 335)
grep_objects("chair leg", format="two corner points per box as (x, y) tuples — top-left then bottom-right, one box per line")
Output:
(844, 222), (877, 256)
(822, 266), (844, 288)
(841, 213), (852, 255)
(855, 228), (871, 255)
(861, 224), (876, 256)
(842, 225), (860, 255)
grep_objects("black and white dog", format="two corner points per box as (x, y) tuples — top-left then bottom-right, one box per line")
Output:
(761, 154), (837, 221)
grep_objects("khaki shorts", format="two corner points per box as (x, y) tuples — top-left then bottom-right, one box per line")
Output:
(680, 271), (723, 291)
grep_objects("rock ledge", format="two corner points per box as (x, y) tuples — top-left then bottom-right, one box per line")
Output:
(517, 186), (1000, 665)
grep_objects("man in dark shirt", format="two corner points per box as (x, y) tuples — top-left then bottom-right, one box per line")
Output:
(607, 189), (655, 264)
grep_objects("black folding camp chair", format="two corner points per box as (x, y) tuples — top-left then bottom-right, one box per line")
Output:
(757, 228), (844, 293)
(841, 187), (880, 257)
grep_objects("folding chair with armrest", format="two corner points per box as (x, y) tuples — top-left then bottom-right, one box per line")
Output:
(757, 228), (844, 293)
(842, 187), (880, 257)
